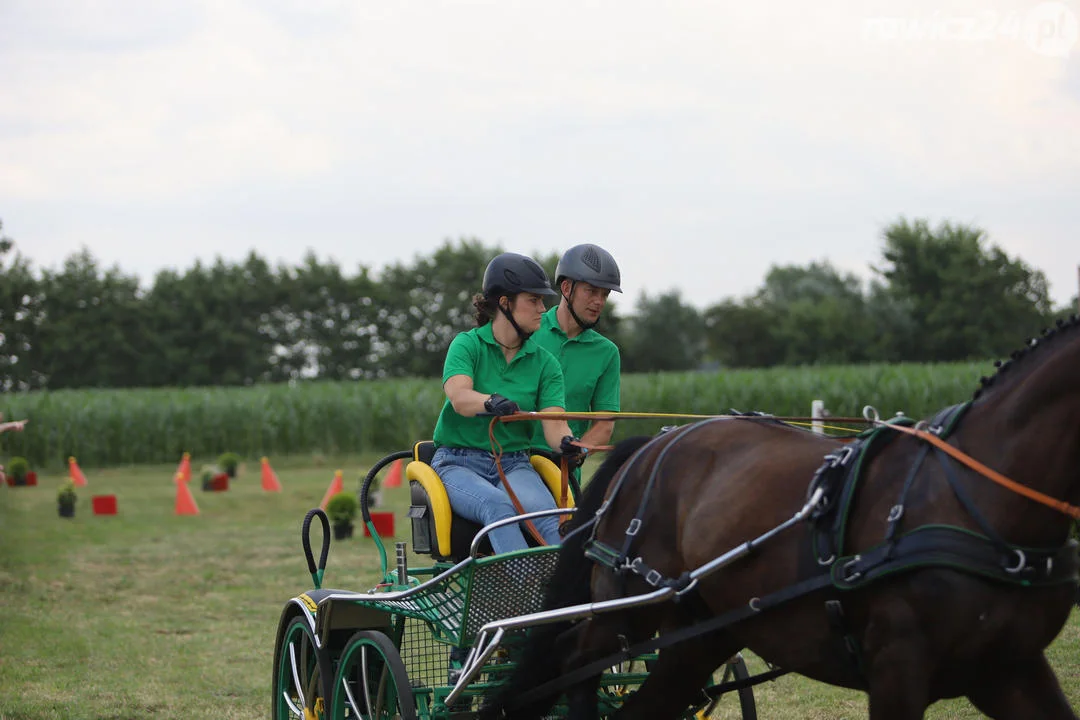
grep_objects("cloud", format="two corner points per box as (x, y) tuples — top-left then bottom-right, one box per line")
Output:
(1, 0), (1077, 307)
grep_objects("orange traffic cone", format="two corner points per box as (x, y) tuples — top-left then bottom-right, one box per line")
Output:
(319, 469), (345, 511)
(176, 452), (192, 484)
(174, 472), (200, 515)
(68, 456), (88, 488)
(383, 458), (403, 488)
(261, 457), (282, 492)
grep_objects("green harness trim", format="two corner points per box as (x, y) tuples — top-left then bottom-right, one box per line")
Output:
(584, 541), (623, 570)
(814, 402), (1075, 591)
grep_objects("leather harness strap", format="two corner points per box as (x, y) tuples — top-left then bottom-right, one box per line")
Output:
(883, 422), (1080, 520)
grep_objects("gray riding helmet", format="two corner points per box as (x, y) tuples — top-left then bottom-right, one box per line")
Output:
(555, 244), (622, 292)
(483, 252), (557, 298)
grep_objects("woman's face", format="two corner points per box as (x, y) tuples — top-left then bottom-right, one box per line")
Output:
(507, 293), (548, 333)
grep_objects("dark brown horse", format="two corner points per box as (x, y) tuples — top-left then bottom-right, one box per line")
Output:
(483, 317), (1080, 720)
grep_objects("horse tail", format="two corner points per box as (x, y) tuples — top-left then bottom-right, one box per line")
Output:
(480, 436), (654, 719)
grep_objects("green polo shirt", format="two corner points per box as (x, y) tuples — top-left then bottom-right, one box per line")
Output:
(433, 323), (566, 453)
(530, 306), (621, 445)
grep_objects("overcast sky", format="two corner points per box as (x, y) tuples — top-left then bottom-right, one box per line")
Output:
(2, 0), (1078, 310)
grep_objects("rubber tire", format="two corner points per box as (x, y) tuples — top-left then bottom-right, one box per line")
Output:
(331, 629), (418, 719)
(273, 616), (323, 719)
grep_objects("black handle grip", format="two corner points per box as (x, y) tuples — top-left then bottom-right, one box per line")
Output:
(302, 508), (330, 576)
(359, 450), (413, 523)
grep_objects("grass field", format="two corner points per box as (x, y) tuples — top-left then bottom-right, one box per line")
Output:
(1, 456), (1078, 719)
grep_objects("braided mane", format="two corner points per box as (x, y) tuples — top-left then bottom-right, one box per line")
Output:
(972, 314), (1080, 400)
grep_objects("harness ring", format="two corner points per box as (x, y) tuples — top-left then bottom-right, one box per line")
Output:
(1004, 548), (1027, 574)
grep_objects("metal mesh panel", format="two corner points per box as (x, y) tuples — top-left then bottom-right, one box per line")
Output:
(358, 565), (473, 644)
(464, 550), (561, 640)
(399, 616), (450, 689)
(345, 547), (560, 648)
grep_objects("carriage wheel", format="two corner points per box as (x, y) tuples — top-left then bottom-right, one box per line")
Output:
(696, 654), (756, 720)
(331, 629), (418, 720)
(273, 616), (325, 719)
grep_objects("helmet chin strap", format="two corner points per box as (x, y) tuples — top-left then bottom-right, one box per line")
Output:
(563, 281), (597, 332)
(498, 302), (532, 345)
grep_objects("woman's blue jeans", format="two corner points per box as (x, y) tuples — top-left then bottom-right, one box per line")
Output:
(430, 446), (562, 554)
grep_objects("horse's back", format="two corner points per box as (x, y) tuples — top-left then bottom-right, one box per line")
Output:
(675, 419), (842, 552)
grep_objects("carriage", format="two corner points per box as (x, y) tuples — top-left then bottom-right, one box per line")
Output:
(272, 315), (1080, 720)
(270, 444), (759, 719)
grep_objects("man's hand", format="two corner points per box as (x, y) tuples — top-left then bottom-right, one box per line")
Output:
(560, 435), (586, 466)
(484, 394), (520, 416)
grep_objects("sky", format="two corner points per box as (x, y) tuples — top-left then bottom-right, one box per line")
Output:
(2, 0), (1079, 311)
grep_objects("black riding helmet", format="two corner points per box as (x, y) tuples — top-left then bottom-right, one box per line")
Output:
(482, 252), (556, 345)
(483, 253), (557, 299)
(555, 244), (622, 293)
(555, 244), (621, 331)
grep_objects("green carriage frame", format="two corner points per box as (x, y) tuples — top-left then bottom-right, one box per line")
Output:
(271, 450), (758, 720)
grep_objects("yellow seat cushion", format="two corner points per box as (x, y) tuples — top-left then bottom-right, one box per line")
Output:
(408, 443), (575, 559)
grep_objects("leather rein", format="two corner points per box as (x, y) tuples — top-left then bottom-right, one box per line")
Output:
(486, 410), (1080, 548)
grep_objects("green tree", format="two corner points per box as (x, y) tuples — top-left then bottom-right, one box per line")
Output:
(703, 261), (879, 368)
(1053, 295), (1078, 322)
(0, 221), (45, 390)
(31, 249), (148, 388)
(141, 254), (280, 387)
(622, 290), (705, 372)
(270, 253), (382, 381)
(756, 261), (876, 365)
(375, 238), (502, 377)
(876, 218), (1052, 361)
(703, 300), (784, 368)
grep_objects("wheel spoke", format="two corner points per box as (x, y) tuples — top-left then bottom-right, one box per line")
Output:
(341, 672), (362, 718)
(331, 630), (416, 720)
(275, 618), (321, 720)
(282, 690), (304, 718)
(288, 641), (307, 709)
(361, 645), (374, 717)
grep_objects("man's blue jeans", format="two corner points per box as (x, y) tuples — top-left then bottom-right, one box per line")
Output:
(431, 446), (562, 554)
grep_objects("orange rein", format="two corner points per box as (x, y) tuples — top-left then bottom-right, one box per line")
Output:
(880, 422), (1080, 521)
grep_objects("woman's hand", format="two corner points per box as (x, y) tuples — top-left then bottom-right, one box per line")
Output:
(484, 394), (520, 416)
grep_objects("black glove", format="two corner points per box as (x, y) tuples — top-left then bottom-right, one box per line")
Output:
(484, 394), (520, 416)
(560, 435), (585, 463)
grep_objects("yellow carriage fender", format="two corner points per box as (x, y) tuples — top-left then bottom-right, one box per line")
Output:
(406, 461), (453, 558)
(530, 455), (575, 509)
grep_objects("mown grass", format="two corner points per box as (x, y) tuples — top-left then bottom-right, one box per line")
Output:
(1, 457), (1077, 719)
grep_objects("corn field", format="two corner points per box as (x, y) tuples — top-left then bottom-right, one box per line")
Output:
(0, 362), (993, 468)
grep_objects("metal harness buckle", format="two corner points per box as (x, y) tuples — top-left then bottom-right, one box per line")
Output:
(625, 518), (642, 536)
(629, 557), (663, 587)
(829, 446), (855, 468)
(841, 554), (863, 582)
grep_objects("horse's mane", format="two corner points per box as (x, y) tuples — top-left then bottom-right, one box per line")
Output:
(972, 314), (1080, 400)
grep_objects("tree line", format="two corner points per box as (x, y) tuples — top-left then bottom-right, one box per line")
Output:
(0, 217), (1074, 391)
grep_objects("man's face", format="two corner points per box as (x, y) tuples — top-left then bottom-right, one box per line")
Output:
(563, 279), (611, 325)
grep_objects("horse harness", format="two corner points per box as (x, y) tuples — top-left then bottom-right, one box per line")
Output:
(504, 407), (1080, 710)
(579, 405), (1079, 678)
